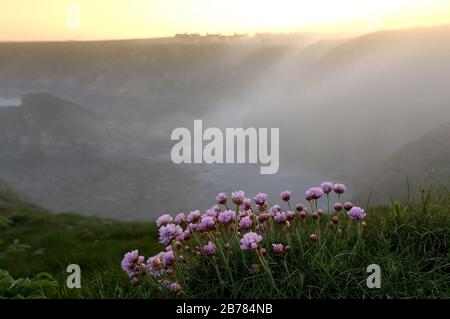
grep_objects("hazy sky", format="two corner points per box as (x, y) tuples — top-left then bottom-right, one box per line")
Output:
(1, 0), (450, 41)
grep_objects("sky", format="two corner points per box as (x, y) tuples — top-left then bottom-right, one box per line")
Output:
(1, 0), (450, 41)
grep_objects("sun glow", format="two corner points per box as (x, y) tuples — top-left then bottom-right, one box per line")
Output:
(1, 0), (450, 41)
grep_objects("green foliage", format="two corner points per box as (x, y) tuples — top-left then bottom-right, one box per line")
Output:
(0, 269), (58, 298)
(0, 188), (448, 299)
(137, 190), (450, 299)
(0, 179), (43, 213)
(0, 216), (12, 229)
(0, 208), (159, 298)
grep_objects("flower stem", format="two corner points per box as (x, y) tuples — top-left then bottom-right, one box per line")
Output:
(256, 250), (281, 295)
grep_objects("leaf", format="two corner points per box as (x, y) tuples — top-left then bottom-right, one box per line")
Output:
(34, 272), (56, 281)
(0, 269), (58, 298)
(0, 216), (12, 229)
(0, 276), (14, 296)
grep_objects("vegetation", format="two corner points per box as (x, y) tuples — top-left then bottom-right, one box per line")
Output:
(0, 182), (449, 298)
(0, 182), (160, 298)
(121, 187), (450, 298)
(0, 270), (57, 299)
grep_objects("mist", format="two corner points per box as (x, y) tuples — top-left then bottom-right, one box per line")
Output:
(1, 26), (449, 219)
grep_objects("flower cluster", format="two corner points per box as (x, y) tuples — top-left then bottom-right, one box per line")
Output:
(121, 182), (366, 294)
(159, 224), (183, 245)
(347, 206), (366, 220)
(121, 250), (146, 282)
(240, 232), (263, 250)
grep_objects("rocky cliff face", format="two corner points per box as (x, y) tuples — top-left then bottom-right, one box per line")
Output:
(0, 93), (113, 155)
(0, 93), (218, 219)
(354, 122), (450, 205)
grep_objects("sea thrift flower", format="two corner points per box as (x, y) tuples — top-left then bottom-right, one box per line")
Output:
(259, 247), (268, 257)
(239, 210), (250, 218)
(272, 243), (284, 254)
(165, 268), (174, 276)
(179, 255), (187, 263)
(270, 204), (282, 213)
(123, 184), (367, 291)
(174, 213), (187, 225)
(274, 211), (288, 224)
(281, 190), (291, 202)
(121, 250), (145, 278)
(321, 182), (333, 194)
(156, 214), (173, 227)
(161, 250), (175, 266)
(258, 213), (271, 223)
(254, 193), (268, 206)
(347, 206), (366, 221)
(231, 191), (245, 205)
(146, 252), (164, 278)
(240, 232), (263, 250)
(216, 192), (227, 205)
(159, 279), (170, 288)
(286, 210), (296, 221)
(256, 223), (265, 235)
(218, 210), (235, 225)
(250, 264), (261, 274)
(332, 216), (339, 224)
(239, 216), (253, 230)
(202, 241), (217, 256)
(159, 224), (183, 245)
(257, 205), (266, 212)
(333, 183), (346, 195)
(187, 210), (201, 223)
(305, 187), (324, 201)
(170, 282), (182, 294)
(344, 202), (353, 211)
(243, 198), (252, 210)
(177, 229), (191, 241)
(160, 280), (182, 294)
(205, 208), (218, 218)
(198, 215), (216, 232)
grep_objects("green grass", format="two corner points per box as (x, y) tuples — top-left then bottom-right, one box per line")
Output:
(145, 191), (449, 299)
(0, 188), (449, 299)
(0, 207), (160, 298)
(0, 179), (42, 214)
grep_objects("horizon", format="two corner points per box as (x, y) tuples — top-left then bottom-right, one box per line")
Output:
(1, 0), (450, 42)
(0, 23), (449, 44)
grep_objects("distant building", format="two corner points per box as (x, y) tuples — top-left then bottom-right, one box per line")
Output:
(174, 33), (201, 43)
(172, 31), (305, 44)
